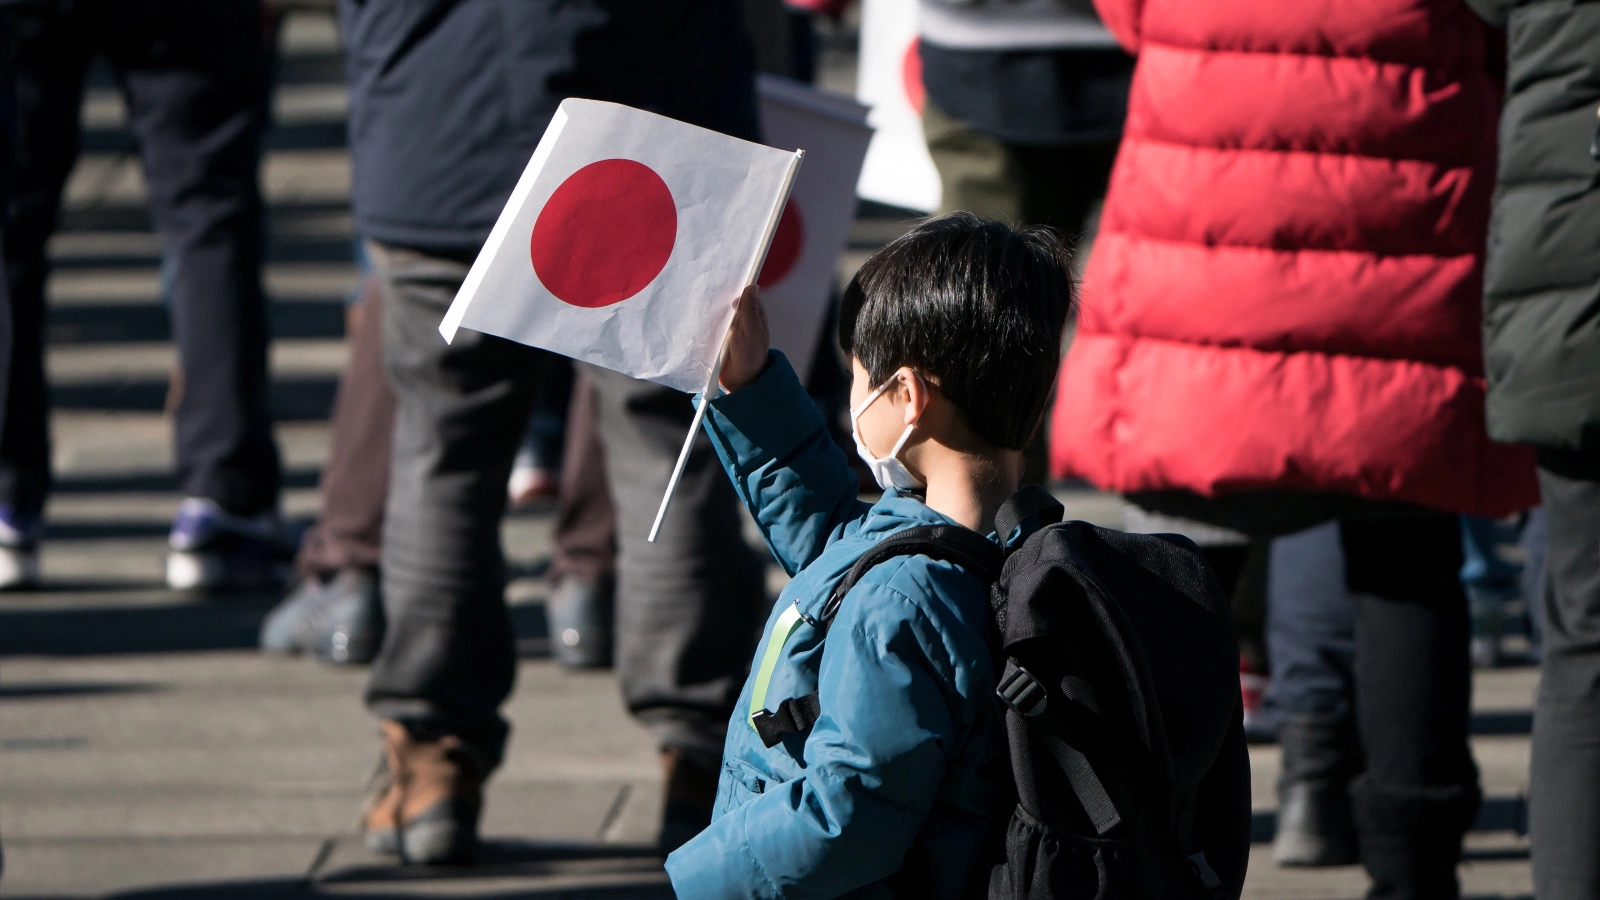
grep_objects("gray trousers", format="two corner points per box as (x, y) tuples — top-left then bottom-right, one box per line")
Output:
(1530, 453), (1600, 900)
(363, 243), (767, 762)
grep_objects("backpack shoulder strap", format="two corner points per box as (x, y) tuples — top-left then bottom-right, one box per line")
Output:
(749, 524), (1004, 748)
(993, 483), (1064, 545)
(818, 524), (1004, 630)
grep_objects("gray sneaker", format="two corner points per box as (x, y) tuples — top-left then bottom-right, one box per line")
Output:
(260, 577), (323, 655)
(546, 576), (614, 669)
(260, 568), (384, 665)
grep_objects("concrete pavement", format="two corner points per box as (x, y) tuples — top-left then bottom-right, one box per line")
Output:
(0, 12), (1536, 899)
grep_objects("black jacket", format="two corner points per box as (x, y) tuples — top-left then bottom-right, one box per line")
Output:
(1468, 0), (1600, 453)
(340, 0), (759, 251)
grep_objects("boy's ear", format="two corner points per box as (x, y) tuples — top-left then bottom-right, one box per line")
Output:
(899, 368), (932, 426)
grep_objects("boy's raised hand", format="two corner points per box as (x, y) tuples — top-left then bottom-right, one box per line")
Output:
(719, 285), (771, 393)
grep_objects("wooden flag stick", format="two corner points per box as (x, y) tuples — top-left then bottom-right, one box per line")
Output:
(648, 149), (806, 543)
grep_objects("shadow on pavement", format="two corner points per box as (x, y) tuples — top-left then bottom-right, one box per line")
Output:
(47, 297), (346, 343)
(90, 884), (670, 900)
(1251, 794), (1529, 844)
(51, 376), (338, 422)
(46, 841), (675, 900)
(1472, 709), (1535, 736)
(51, 468), (322, 496)
(0, 680), (163, 699)
(0, 594), (279, 656)
(0, 589), (553, 658)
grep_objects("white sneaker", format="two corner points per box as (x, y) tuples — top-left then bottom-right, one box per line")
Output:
(165, 498), (299, 591)
(0, 544), (40, 590)
(0, 507), (41, 590)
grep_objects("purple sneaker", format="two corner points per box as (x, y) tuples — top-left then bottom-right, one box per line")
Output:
(0, 505), (42, 590)
(166, 498), (299, 591)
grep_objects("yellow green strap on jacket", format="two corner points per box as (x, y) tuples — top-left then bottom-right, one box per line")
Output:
(749, 602), (807, 733)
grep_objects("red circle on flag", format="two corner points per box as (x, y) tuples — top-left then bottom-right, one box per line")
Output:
(530, 159), (677, 309)
(903, 39), (925, 114)
(757, 201), (805, 288)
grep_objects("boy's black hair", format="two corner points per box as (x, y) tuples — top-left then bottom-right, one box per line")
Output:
(838, 212), (1076, 451)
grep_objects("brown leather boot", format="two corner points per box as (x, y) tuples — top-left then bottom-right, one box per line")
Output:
(362, 721), (487, 865)
(658, 747), (720, 854)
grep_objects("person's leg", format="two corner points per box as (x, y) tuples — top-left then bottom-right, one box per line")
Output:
(785, 9), (818, 84)
(583, 364), (767, 850)
(298, 274), (395, 579)
(1519, 505), (1549, 660)
(0, 6), (90, 583)
(546, 371), (617, 669)
(1460, 515), (1521, 668)
(1344, 514), (1478, 900)
(0, 10), (18, 592)
(1199, 540), (1275, 740)
(1267, 522), (1362, 867)
(1269, 523), (1357, 723)
(1529, 450), (1600, 900)
(508, 355), (572, 505)
(923, 100), (1023, 225)
(1013, 140), (1118, 240)
(0, 11), (12, 429)
(261, 274), (394, 663)
(362, 242), (542, 864)
(108, 1), (280, 519)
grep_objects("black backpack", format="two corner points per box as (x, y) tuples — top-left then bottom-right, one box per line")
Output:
(751, 486), (1251, 900)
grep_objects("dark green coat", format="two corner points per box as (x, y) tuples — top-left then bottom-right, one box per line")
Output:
(1468, 0), (1600, 452)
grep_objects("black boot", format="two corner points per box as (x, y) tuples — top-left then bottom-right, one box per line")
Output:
(1353, 778), (1480, 900)
(1274, 715), (1361, 867)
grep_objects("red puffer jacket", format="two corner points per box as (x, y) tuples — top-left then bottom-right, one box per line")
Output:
(1050, 0), (1539, 518)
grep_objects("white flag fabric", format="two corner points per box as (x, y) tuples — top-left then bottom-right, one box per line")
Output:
(857, 0), (941, 212)
(755, 76), (872, 383)
(440, 99), (803, 393)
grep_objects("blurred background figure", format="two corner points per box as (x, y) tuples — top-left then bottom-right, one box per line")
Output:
(1460, 512), (1546, 669)
(0, 7), (14, 479)
(918, 0), (1129, 237)
(1049, 1), (1539, 897)
(260, 260), (391, 664)
(1265, 524), (1359, 868)
(262, 0), (814, 678)
(506, 358), (571, 507)
(1465, 1), (1600, 896)
(340, 0), (768, 867)
(917, 0), (1130, 485)
(0, 7), (12, 876)
(0, 0), (293, 592)
(542, 371), (616, 671)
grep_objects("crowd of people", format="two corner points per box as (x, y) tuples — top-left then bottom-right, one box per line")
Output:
(0, 1), (1595, 899)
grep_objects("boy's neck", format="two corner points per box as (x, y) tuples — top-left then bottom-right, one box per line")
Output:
(919, 449), (1025, 536)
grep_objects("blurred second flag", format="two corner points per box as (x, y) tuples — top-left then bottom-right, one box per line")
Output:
(755, 76), (872, 382)
(440, 98), (802, 393)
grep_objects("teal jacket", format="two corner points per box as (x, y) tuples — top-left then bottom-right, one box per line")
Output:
(664, 353), (1010, 899)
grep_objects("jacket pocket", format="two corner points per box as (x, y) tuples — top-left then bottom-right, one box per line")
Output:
(719, 762), (767, 811)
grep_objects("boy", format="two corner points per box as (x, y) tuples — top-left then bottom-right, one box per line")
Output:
(665, 213), (1075, 897)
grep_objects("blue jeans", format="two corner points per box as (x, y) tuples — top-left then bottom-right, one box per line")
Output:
(1267, 522), (1355, 721)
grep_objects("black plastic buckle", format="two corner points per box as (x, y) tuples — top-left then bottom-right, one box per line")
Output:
(996, 664), (1049, 717)
(750, 705), (798, 749)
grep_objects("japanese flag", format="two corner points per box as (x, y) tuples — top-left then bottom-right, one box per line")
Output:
(857, 0), (940, 212)
(755, 76), (872, 383)
(441, 99), (803, 394)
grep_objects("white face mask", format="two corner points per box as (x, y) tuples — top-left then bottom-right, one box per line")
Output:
(850, 370), (925, 492)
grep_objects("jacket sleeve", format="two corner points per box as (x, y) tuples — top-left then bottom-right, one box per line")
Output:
(700, 351), (870, 575)
(1462, 0), (1510, 27)
(1091, 0), (1144, 53)
(665, 579), (963, 899)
